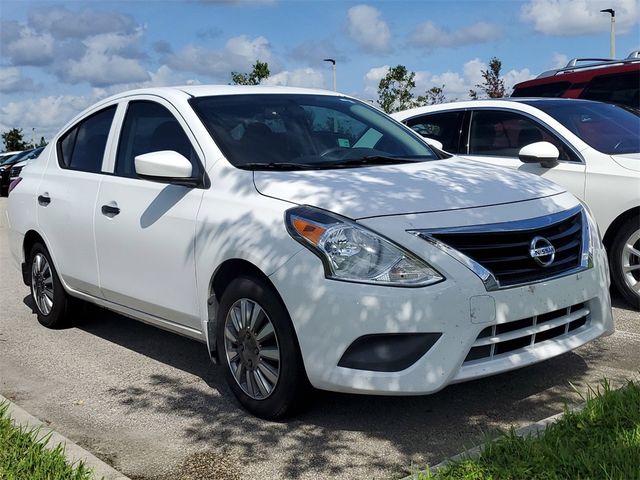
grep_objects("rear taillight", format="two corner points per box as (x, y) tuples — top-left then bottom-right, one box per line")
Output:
(8, 177), (22, 195)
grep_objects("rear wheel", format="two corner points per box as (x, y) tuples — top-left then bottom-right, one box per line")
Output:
(29, 243), (74, 328)
(216, 275), (308, 419)
(610, 218), (640, 310)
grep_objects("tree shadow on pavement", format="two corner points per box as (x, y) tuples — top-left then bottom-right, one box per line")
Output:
(74, 305), (604, 479)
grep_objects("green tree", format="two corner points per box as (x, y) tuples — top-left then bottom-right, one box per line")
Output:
(2, 128), (29, 152)
(231, 60), (270, 85)
(417, 85), (446, 105)
(38, 136), (48, 147)
(469, 57), (506, 99)
(377, 65), (418, 114)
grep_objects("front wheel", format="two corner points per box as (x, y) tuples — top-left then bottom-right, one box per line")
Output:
(609, 218), (640, 310)
(216, 276), (309, 419)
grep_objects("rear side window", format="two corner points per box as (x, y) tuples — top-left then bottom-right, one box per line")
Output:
(405, 111), (463, 152)
(511, 82), (571, 98)
(469, 110), (578, 161)
(115, 101), (199, 178)
(57, 106), (116, 173)
(580, 71), (640, 109)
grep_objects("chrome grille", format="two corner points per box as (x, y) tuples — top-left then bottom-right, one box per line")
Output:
(418, 207), (585, 288)
(464, 303), (590, 363)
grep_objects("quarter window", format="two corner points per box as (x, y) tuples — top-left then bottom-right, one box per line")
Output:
(57, 106), (116, 173)
(405, 111), (463, 153)
(468, 110), (577, 161)
(115, 101), (199, 178)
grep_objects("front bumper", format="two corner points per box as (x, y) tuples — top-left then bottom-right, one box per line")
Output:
(269, 223), (613, 396)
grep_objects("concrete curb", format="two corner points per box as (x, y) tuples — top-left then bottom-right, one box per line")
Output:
(403, 406), (579, 479)
(1, 394), (131, 480)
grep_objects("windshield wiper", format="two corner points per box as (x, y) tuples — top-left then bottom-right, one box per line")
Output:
(323, 155), (425, 168)
(240, 162), (318, 170)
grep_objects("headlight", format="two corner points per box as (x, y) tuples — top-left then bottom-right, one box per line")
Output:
(285, 206), (443, 286)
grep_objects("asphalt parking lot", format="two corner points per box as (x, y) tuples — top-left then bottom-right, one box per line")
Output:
(0, 196), (638, 480)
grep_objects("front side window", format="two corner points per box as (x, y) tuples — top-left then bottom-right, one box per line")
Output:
(532, 101), (640, 155)
(190, 94), (437, 170)
(57, 106), (116, 173)
(405, 111), (463, 153)
(116, 101), (199, 178)
(468, 110), (576, 161)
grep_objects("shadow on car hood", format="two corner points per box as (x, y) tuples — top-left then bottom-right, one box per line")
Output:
(253, 157), (565, 219)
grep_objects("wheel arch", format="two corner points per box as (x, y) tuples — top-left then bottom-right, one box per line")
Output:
(21, 230), (48, 286)
(206, 258), (301, 365)
(602, 206), (640, 251)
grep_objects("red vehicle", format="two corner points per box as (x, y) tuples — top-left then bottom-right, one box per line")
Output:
(512, 51), (639, 109)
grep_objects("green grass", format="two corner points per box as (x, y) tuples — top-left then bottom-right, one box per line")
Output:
(0, 402), (93, 480)
(417, 380), (640, 480)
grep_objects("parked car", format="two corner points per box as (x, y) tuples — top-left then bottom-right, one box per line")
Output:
(511, 51), (639, 109)
(0, 147), (43, 196)
(8, 86), (613, 418)
(393, 98), (640, 309)
(0, 151), (22, 162)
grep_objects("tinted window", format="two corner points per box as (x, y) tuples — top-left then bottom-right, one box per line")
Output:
(533, 101), (640, 155)
(190, 94), (436, 171)
(511, 82), (571, 98)
(116, 101), (198, 178)
(469, 110), (577, 161)
(580, 71), (639, 109)
(405, 112), (462, 152)
(58, 107), (116, 173)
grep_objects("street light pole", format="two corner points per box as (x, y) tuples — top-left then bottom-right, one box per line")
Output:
(323, 58), (336, 92)
(600, 8), (616, 58)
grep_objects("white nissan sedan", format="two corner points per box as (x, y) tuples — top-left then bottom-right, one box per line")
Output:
(393, 99), (640, 309)
(7, 86), (613, 418)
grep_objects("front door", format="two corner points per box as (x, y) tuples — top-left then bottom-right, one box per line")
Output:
(94, 99), (206, 331)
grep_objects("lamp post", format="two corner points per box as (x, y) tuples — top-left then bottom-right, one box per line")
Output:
(323, 58), (336, 92)
(600, 8), (616, 58)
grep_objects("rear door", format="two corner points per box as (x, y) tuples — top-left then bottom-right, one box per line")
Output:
(36, 105), (117, 296)
(94, 97), (206, 332)
(463, 109), (586, 199)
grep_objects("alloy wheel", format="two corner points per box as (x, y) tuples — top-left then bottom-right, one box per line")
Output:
(224, 298), (280, 400)
(622, 228), (640, 297)
(31, 253), (54, 316)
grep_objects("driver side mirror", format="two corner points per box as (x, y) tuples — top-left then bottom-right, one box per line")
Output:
(518, 141), (559, 168)
(422, 137), (445, 152)
(135, 150), (200, 187)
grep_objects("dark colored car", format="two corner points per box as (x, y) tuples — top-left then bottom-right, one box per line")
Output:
(512, 51), (639, 109)
(0, 147), (43, 196)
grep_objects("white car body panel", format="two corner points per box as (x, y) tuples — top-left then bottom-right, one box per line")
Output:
(6, 87), (614, 396)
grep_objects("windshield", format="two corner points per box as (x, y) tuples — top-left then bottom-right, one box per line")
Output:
(190, 94), (437, 170)
(533, 101), (640, 155)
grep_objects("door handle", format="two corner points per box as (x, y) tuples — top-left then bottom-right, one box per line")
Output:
(101, 203), (120, 217)
(37, 194), (51, 206)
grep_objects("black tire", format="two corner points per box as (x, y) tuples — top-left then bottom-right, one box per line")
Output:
(609, 217), (640, 310)
(216, 275), (309, 419)
(29, 242), (74, 328)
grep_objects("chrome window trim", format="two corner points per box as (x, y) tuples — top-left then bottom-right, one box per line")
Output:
(409, 206), (592, 291)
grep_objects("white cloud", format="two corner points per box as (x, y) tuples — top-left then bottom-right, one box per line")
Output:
(521, 0), (639, 36)
(0, 67), (37, 93)
(28, 6), (136, 40)
(551, 52), (569, 68)
(363, 64), (390, 96)
(262, 68), (326, 88)
(166, 35), (273, 77)
(347, 5), (391, 53)
(1, 27), (55, 66)
(410, 21), (499, 48)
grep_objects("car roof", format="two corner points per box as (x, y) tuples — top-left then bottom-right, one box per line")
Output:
(391, 97), (606, 119)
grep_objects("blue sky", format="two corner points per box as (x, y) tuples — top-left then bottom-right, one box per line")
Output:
(1, 0), (638, 142)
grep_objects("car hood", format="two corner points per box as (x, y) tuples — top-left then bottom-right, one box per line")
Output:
(253, 157), (565, 219)
(611, 153), (640, 173)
